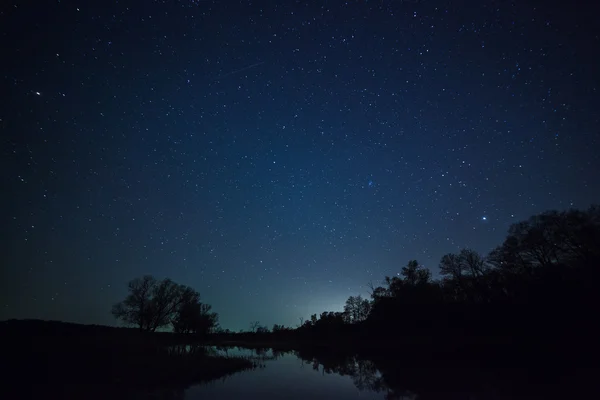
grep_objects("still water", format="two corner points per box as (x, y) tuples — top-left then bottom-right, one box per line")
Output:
(183, 346), (594, 400)
(186, 347), (386, 400)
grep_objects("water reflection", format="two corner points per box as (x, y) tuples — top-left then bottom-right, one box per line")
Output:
(291, 349), (425, 400)
(187, 346), (469, 400)
(15, 342), (590, 400)
(188, 346), (593, 400)
(187, 347), (384, 400)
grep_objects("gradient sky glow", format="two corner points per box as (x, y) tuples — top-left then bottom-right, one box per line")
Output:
(1, 0), (599, 331)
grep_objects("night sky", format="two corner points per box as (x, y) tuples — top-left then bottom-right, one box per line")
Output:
(1, 0), (598, 331)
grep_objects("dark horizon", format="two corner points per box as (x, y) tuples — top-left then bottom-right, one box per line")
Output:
(2, 0), (599, 331)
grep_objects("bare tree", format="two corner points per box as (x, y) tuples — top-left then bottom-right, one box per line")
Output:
(366, 281), (375, 296)
(439, 253), (466, 281)
(146, 279), (191, 332)
(488, 208), (600, 272)
(172, 294), (219, 335)
(250, 321), (261, 332)
(112, 275), (205, 332)
(111, 275), (156, 331)
(439, 249), (489, 302)
(459, 249), (487, 277)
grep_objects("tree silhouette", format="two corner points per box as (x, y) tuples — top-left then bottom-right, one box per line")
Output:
(150, 204), (600, 377)
(401, 260), (431, 286)
(343, 295), (371, 323)
(171, 289), (201, 334)
(489, 206), (600, 272)
(256, 325), (270, 334)
(111, 275), (156, 331)
(112, 276), (211, 332)
(306, 313), (316, 326)
(172, 297), (219, 336)
(438, 249), (488, 302)
(148, 280), (197, 332)
(250, 321), (261, 332)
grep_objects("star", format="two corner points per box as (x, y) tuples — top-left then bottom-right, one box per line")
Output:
(2, 0), (598, 332)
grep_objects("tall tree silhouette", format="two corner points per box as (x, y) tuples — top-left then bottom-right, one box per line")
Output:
(343, 295), (371, 323)
(401, 260), (431, 286)
(112, 276), (207, 332)
(439, 249), (487, 302)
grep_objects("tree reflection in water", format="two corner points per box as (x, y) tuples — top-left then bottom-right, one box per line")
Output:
(293, 348), (505, 400)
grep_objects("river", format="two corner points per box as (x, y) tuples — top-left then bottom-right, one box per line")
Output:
(183, 345), (596, 400)
(186, 347), (385, 399)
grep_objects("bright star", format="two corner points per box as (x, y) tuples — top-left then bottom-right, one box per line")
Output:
(482, 216), (487, 221)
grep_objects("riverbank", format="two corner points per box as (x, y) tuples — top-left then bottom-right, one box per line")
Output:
(207, 327), (598, 369)
(1, 319), (255, 390)
(2, 319), (598, 399)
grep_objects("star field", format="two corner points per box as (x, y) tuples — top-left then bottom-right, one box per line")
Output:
(1, 0), (599, 330)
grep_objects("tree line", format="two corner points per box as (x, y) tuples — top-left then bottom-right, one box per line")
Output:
(287, 205), (600, 350)
(112, 205), (600, 353)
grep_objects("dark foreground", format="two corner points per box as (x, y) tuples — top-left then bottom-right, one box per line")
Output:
(199, 345), (598, 400)
(205, 339), (599, 400)
(0, 320), (255, 399)
(2, 319), (599, 400)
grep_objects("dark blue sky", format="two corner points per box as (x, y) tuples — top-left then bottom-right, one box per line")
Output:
(1, 0), (598, 331)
